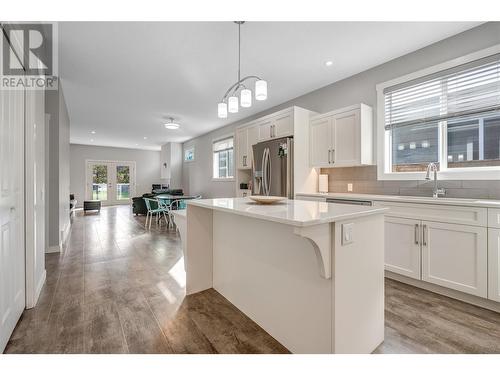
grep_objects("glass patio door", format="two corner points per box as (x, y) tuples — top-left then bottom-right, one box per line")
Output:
(87, 161), (135, 205)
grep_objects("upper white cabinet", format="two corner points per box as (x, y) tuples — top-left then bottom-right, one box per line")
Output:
(258, 110), (293, 142)
(309, 104), (373, 168)
(236, 124), (258, 170)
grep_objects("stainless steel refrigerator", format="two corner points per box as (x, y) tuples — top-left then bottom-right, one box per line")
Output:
(252, 136), (293, 198)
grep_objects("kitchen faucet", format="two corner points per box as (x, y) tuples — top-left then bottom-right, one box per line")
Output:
(425, 162), (445, 198)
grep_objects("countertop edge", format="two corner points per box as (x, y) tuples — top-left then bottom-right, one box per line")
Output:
(296, 192), (500, 209)
(187, 200), (388, 227)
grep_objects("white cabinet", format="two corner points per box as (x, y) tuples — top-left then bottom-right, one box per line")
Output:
(258, 111), (293, 142)
(310, 117), (331, 166)
(488, 228), (500, 302)
(421, 221), (487, 298)
(379, 201), (489, 299)
(384, 217), (421, 280)
(236, 124), (258, 170)
(309, 104), (373, 168)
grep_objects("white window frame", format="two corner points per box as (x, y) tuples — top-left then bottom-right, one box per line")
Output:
(212, 134), (235, 182)
(184, 146), (195, 163)
(377, 44), (500, 181)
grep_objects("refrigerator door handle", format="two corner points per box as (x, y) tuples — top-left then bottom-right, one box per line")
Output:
(261, 148), (267, 195)
(266, 147), (271, 195)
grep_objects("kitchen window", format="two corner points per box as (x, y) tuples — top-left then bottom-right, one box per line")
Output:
(212, 136), (234, 180)
(377, 47), (500, 180)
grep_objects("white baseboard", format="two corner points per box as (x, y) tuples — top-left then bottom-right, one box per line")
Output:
(45, 244), (61, 253)
(61, 222), (71, 244)
(26, 270), (46, 309)
(386, 271), (500, 313)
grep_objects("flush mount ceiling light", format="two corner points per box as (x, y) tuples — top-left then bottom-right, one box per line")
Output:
(217, 21), (267, 119)
(164, 117), (180, 130)
(91, 130), (96, 134)
(325, 60), (333, 67)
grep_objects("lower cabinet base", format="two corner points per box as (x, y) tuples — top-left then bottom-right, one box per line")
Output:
(386, 271), (500, 313)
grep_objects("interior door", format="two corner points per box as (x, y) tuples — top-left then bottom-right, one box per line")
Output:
(333, 109), (360, 166)
(421, 221), (487, 297)
(310, 117), (331, 167)
(0, 87), (26, 352)
(384, 217), (421, 279)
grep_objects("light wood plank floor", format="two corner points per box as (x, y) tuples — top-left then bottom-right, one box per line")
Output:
(4, 206), (500, 354)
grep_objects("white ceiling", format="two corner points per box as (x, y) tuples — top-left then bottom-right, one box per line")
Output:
(60, 22), (481, 151)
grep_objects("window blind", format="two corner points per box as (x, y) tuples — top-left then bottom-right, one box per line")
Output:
(213, 137), (234, 152)
(384, 53), (500, 131)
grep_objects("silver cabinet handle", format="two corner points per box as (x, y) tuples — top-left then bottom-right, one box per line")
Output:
(328, 149), (331, 164)
(414, 224), (419, 245)
(422, 224), (427, 246)
(270, 125), (272, 138)
(331, 149), (335, 164)
(243, 155), (247, 166)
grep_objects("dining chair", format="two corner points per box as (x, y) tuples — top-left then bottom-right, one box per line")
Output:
(168, 195), (202, 227)
(143, 197), (168, 230)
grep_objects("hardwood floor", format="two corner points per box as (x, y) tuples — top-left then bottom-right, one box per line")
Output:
(4, 205), (500, 354)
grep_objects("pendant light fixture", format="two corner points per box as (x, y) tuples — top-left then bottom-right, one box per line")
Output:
(217, 21), (268, 118)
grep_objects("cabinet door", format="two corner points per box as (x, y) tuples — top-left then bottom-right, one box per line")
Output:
(236, 128), (248, 169)
(247, 125), (259, 169)
(384, 217), (421, 279)
(273, 112), (293, 138)
(258, 119), (273, 142)
(421, 221), (487, 297)
(310, 117), (331, 167)
(332, 109), (360, 166)
(488, 228), (500, 302)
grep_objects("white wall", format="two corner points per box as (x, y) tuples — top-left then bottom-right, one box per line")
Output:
(70, 144), (162, 206)
(182, 22), (500, 198)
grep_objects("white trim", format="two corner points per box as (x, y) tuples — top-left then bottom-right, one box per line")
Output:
(377, 44), (500, 181)
(26, 270), (46, 309)
(46, 245), (61, 254)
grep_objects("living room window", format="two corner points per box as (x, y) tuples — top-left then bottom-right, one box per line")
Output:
(377, 47), (500, 180)
(184, 147), (195, 162)
(212, 136), (234, 180)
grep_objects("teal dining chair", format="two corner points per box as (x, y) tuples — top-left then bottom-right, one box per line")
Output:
(143, 197), (168, 230)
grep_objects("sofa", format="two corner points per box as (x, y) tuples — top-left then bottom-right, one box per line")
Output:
(132, 189), (184, 215)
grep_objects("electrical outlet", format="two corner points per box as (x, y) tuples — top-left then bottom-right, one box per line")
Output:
(342, 223), (354, 245)
(347, 183), (353, 192)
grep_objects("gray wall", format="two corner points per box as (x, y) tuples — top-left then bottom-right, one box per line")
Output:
(45, 85), (71, 250)
(69, 144), (162, 206)
(182, 22), (500, 198)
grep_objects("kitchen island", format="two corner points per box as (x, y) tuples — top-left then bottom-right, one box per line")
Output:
(183, 197), (388, 353)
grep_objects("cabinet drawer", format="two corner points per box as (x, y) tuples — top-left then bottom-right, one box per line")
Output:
(488, 208), (500, 228)
(373, 201), (487, 227)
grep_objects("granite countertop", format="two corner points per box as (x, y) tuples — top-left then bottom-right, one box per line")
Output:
(187, 197), (388, 227)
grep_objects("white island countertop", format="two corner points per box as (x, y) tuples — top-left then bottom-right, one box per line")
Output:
(187, 197), (387, 227)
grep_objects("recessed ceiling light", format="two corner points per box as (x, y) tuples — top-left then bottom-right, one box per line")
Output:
(135, 143), (139, 146)
(91, 130), (96, 134)
(164, 117), (180, 130)
(143, 136), (148, 140)
(90, 139), (94, 142)
(325, 60), (333, 67)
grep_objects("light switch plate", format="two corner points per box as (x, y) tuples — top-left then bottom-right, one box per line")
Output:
(347, 183), (353, 192)
(342, 223), (354, 245)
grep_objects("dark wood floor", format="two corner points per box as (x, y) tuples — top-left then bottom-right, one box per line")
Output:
(4, 206), (500, 354)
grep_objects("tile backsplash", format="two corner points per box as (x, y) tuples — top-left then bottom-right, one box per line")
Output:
(320, 166), (500, 200)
